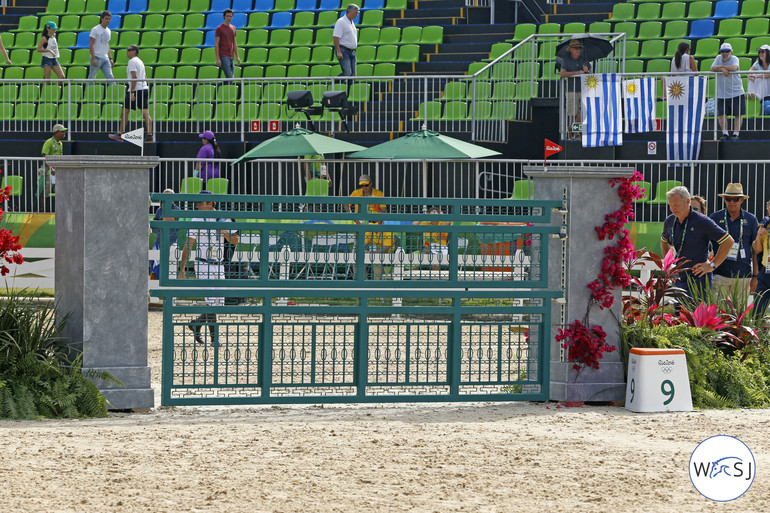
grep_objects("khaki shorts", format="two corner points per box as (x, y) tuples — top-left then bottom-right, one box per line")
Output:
(566, 91), (581, 121)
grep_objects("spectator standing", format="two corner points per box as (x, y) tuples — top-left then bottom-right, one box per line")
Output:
(149, 188), (181, 279)
(88, 11), (115, 85)
(690, 195), (707, 214)
(37, 21), (65, 84)
(748, 45), (770, 103)
(215, 8), (241, 79)
(661, 186), (734, 300)
(670, 41), (697, 73)
(195, 130), (221, 184)
(109, 45), (153, 142)
(709, 183), (759, 299)
(711, 43), (745, 141)
(556, 39), (591, 141)
(0, 35), (11, 65)
(333, 4), (359, 77)
(39, 124), (67, 210)
(752, 200), (770, 316)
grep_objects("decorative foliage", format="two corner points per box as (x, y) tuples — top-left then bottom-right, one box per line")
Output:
(558, 172), (646, 372)
(623, 248), (690, 327)
(0, 185), (24, 276)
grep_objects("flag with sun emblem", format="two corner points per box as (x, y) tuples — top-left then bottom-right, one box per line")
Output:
(666, 75), (708, 164)
(581, 73), (622, 147)
(623, 77), (656, 133)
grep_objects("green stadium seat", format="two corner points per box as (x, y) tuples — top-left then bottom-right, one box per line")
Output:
(184, 13), (206, 30)
(293, 11), (316, 28)
(725, 37), (748, 56)
(441, 81), (466, 101)
(487, 42), (512, 61)
(151, 84), (172, 103)
(247, 29), (269, 47)
(101, 102), (121, 121)
(246, 47), (268, 64)
(193, 84), (216, 106)
(562, 22), (585, 35)
(286, 64), (309, 77)
(744, 18), (769, 38)
(635, 21), (663, 40)
(258, 102), (282, 120)
(160, 31), (183, 48)
(153, 66), (175, 79)
(466, 80), (491, 100)
(290, 46), (311, 63)
(40, 84), (62, 103)
(397, 44), (420, 62)
(663, 21), (688, 40)
(58, 102), (77, 121)
(356, 63), (374, 76)
(359, 27), (380, 45)
(272, 0), (296, 11)
(467, 62), (489, 78)
(750, 36), (770, 54)
(605, 3), (634, 22)
(737, 0), (765, 18)
(315, 11), (339, 28)
(67, 66), (88, 79)
(18, 84), (39, 104)
(625, 40), (640, 59)
(640, 40), (665, 58)
(25, 67), (44, 80)
(0, 85), (18, 103)
(291, 29), (314, 47)
(180, 47), (201, 64)
(143, 14), (165, 31)
(165, 13), (185, 31)
(660, 2), (686, 20)
(146, 0), (168, 13)
(121, 14), (142, 31)
(265, 64), (287, 77)
(83, 84), (105, 103)
(182, 30), (204, 47)
(15, 102), (35, 120)
(11, 16), (38, 33)
(415, 100), (441, 121)
(686, 1), (712, 20)
(241, 65), (265, 78)
(379, 26), (400, 44)
(243, 83), (261, 102)
(0, 103), (14, 121)
(613, 22), (637, 40)
(176, 66), (197, 79)
(119, 31), (141, 48)
(168, 103), (191, 121)
(214, 102), (237, 121)
(0, 33), (13, 49)
(262, 83), (285, 102)
(267, 47), (290, 64)
(86, 0), (107, 13)
(636, 3), (661, 21)
(13, 32), (37, 49)
(491, 81), (514, 100)
(588, 21), (611, 34)
(314, 27), (334, 46)
(385, 0), (406, 8)
(694, 38), (720, 58)
(441, 101), (467, 121)
(44, 0), (68, 15)
(649, 180), (683, 204)
(78, 102), (100, 121)
(310, 64), (332, 76)
(310, 46), (333, 63)
(646, 59), (669, 73)
(247, 12), (270, 29)
(66, 0), (87, 14)
(509, 23), (535, 43)
(625, 59), (644, 73)
(421, 25), (443, 44)
(238, 102), (260, 122)
(349, 82), (370, 101)
(360, 10), (383, 27)
(375, 44), (398, 62)
(666, 39), (688, 57)
(513, 82), (538, 100)
(187, 0), (210, 14)
(9, 49), (30, 66)
(140, 31), (162, 48)
(170, 84), (193, 103)
(400, 26), (422, 44)
(268, 29), (292, 47)
(59, 15), (81, 32)
(716, 18), (744, 38)
(538, 22), (560, 35)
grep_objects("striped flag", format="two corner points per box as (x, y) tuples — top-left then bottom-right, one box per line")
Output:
(623, 77), (656, 133)
(666, 75), (708, 165)
(582, 73), (623, 147)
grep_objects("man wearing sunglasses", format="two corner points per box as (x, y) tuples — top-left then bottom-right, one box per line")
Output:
(710, 183), (759, 298)
(711, 43), (745, 141)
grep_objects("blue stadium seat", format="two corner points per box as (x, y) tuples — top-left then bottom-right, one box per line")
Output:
(709, 0), (739, 20)
(71, 31), (92, 49)
(107, 0), (128, 15)
(127, 0), (148, 13)
(364, 0), (385, 9)
(269, 12), (293, 29)
(107, 14), (122, 30)
(687, 19), (715, 39)
(201, 30), (216, 47)
(232, 0), (257, 12)
(291, 0), (318, 11)
(207, 0), (232, 14)
(232, 13), (247, 27)
(254, 0), (275, 11)
(318, 0), (339, 10)
(204, 14), (222, 31)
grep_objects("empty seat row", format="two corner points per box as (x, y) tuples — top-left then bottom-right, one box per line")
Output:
(439, 81), (538, 102)
(606, 1), (744, 23)
(416, 100), (517, 121)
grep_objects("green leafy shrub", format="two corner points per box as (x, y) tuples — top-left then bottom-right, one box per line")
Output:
(0, 291), (120, 419)
(622, 323), (770, 409)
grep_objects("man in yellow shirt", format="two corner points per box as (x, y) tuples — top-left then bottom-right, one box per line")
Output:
(346, 174), (386, 215)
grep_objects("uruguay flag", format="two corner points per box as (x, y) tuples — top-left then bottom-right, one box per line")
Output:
(623, 77), (656, 133)
(666, 75), (708, 165)
(582, 73), (622, 147)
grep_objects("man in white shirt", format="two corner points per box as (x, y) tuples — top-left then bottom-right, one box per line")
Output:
(179, 191), (239, 344)
(711, 42), (745, 140)
(333, 4), (359, 77)
(88, 10), (115, 85)
(109, 45), (153, 142)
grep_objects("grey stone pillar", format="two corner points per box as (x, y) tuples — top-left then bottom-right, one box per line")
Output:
(47, 155), (159, 410)
(525, 166), (635, 403)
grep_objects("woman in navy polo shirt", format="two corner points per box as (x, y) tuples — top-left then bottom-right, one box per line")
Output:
(661, 186), (734, 299)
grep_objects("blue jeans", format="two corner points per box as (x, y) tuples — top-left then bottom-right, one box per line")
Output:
(220, 57), (234, 79)
(338, 47), (356, 77)
(88, 55), (115, 85)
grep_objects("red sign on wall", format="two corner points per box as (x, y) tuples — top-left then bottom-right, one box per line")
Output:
(250, 121), (260, 132)
(268, 120), (280, 132)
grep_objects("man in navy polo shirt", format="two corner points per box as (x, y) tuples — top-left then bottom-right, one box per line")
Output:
(751, 201), (770, 316)
(709, 183), (759, 299)
(661, 186), (734, 299)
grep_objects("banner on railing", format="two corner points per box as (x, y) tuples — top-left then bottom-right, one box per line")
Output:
(666, 75), (708, 165)
(581, 73), (622, 147)
(623, 77), (656, 134)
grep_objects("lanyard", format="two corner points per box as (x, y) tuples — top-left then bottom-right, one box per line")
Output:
(674, 217), (689, 257)
(725, 210), (743, 248)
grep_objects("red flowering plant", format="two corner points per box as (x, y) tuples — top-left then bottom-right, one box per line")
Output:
(0, 185), (24, 276)
(622, 248), (691, 327)
(680, 300), (759, 360)
(557, 172), (646, 372)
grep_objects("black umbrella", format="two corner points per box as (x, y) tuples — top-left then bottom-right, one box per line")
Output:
(555, 34), (614, 63)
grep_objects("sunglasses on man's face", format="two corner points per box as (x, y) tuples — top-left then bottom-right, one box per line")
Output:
(721, 50), (731, 53)
(360, 182), (371, 187)
(725, 197), (742, 202)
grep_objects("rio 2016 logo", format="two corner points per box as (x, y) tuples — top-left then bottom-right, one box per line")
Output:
(690, 435), (756, 501)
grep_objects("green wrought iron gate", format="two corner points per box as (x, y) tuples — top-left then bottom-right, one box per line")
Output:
(151, 195), (564, 405)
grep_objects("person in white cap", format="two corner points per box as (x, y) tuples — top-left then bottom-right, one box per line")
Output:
(109, 45), (152, 142)
(748, 44), (770, 104)
(711, 42), (745, 141)
(39, 124), (67, 210)
(709, 183), (759, 299)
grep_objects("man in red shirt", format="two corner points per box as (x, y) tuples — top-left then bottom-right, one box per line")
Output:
(214, 8), (241, 79)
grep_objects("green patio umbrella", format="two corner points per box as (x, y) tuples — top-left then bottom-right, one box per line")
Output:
(231, 126), (366, 165)
(347, 128), (501, 160)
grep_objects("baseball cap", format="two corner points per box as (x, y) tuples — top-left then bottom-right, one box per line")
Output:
(52, 123), (68, 133)
(358, 174), (372, 184)
(720, 43), (733, 52)
(761, 45), (770, 52)
(45, 21), (58, 30)
(199, 130), (216, 141)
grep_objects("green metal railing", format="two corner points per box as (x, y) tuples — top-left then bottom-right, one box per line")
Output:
(151, 195), (565, 405)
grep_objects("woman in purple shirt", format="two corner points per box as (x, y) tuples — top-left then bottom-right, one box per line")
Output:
(195, 130), (221, 183)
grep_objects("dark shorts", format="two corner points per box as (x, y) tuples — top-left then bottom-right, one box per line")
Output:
(123, 88), (149, 110)
(717, 94), (746, 117)
(40, 57), (59, 67)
